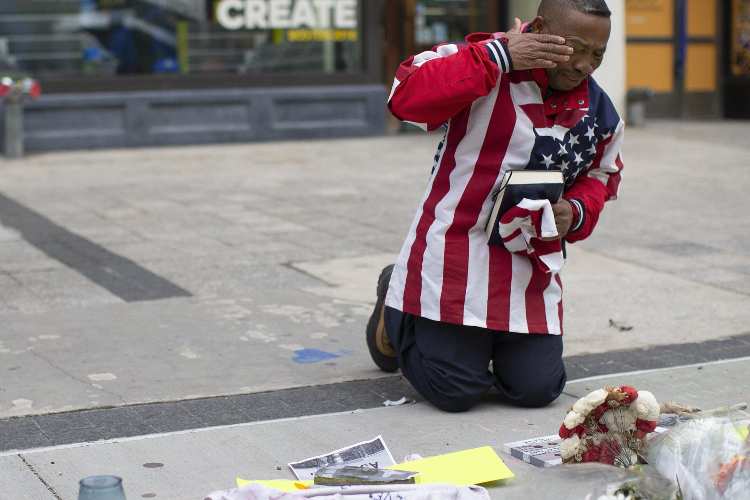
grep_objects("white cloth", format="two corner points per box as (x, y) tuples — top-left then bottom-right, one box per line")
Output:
(497, 198), (564, 274)
(205, 483), (491, 500)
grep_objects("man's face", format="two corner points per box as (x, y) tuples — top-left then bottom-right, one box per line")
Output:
(534, 9), (611, 91)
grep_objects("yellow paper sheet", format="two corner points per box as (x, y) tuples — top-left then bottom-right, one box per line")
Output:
(739, 425), (749, 440)
(235, 478), (312, 491)
(236, 446), (513, 491)
(387, 446), (514, 486)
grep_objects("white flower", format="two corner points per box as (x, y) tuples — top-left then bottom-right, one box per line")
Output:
(601, 406), (637, 432)
(572, 389), (608, 416)
(559, 435), (581, 460)
(564, 410), (585, 429)
(633, 390), (659, 421)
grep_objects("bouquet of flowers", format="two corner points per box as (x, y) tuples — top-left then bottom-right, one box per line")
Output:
(559, 386), (661, 467)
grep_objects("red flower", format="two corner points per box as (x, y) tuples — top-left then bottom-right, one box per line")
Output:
(636, 419), (657, 433)
(559, 423), (585, 438)
(619, 386), (638, 404)
(559, 423), (572, 438)
(598, 440), (621, 465)
(29, 81), (41, 99)
(592, 402), (609, 420)
(581, 445), (601, 463)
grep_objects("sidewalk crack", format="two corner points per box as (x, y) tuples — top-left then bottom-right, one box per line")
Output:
(27, 349), (127, 405)
(18, 454), (63, 500)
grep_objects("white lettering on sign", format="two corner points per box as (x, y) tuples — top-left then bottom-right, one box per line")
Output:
(246, 0), (268, 28)
(217, 0), (245, 30)
(217, 0), (358, 30)
(312, 0), (334, 28)
(291, 0), (317, 28)
(269, 0), (292, 28)
(334, 0), (356, 28)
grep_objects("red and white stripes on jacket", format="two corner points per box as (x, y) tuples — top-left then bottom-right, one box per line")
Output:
(384, 33), (624, 335)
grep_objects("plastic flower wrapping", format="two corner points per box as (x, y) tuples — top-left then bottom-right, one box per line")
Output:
(539, 463), (680, 500)
(583, 465), (681, 500)
(559, 386), (660, 467)
(647, 407), (750, 500)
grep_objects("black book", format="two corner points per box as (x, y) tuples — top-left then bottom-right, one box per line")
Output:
(485, 169), (564, 246)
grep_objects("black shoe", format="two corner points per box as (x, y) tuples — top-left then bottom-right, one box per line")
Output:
(366, 264), (398, 372)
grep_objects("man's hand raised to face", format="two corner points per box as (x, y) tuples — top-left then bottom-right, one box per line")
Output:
(504, 17), (573, 71)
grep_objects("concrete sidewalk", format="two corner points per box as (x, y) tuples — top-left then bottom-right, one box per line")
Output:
(2, 358), (747, 500)
(0, 120), (748, 420)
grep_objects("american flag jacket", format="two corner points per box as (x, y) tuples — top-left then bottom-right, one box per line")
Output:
(384, 33), (625, 335)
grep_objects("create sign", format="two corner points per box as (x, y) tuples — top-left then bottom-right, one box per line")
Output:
(216, 0), (357, 30)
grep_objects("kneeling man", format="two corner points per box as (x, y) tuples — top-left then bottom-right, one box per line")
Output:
(367, 0), (624, 412)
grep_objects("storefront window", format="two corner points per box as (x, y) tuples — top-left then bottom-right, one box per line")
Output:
(732, 0), (750, 76)
(0, 0), (363, 81)
(413, 0), (492, 51)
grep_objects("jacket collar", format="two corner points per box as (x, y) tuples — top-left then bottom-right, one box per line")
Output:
(531, 68), (590, 116)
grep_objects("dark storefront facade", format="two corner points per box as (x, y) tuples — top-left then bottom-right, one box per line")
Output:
(0, 0), (387, 152)
(725, 0), (750, 118)
(0, 0), (515, 152)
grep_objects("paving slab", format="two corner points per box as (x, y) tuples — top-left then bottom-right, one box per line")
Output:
(0, 455), (57, 500)
(295, 248), (750, 357)
(5, 358), (748, 500)
(0, 290), (381, 418)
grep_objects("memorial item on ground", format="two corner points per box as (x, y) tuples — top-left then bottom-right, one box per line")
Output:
(207, 483), (492, 500)
(647, 406), (750, 500)
(504, 434), (563, 467)
(388, 446), (514, 486)
(579, 404), (750, 500)
(238, 442), (514, 491)
(313, 466), (417, 486)
(288, 436), (396, 481)
(582, 465), (682, 500)
(558, 386), (660, 467)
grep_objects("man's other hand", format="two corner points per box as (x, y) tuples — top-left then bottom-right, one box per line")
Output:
(506, 30), (572, 70)
(542, 200), (574, 240)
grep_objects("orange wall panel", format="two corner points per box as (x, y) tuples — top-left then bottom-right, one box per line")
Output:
(685, 43), (717, 91)
(626, 0), (674, 37)
(627, 43), (674, 92)
(687, 0), (717, 37)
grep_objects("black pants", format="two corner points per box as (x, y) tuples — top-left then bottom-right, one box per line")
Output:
(384, 306), (566, 413)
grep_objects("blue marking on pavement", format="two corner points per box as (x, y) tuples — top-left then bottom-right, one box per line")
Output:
(292, 349), (342, 364)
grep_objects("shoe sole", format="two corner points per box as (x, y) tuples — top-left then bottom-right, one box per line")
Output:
(366, 264), (398, 373)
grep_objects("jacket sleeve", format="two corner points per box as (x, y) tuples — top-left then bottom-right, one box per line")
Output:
(563, 119), (624, 243)
(388, 38), (512, 131)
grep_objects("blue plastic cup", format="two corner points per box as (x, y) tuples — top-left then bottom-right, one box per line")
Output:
(78, 475), (126, 500)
